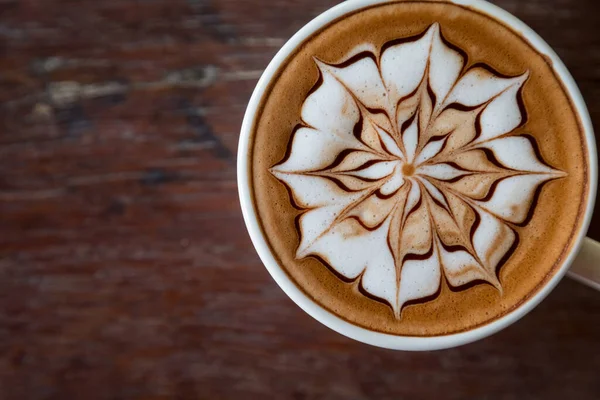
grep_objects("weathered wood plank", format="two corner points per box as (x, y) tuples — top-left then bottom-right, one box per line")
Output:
(0, 0), (599, 398)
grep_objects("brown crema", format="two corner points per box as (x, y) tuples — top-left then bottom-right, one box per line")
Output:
(248, 0), (589, 336)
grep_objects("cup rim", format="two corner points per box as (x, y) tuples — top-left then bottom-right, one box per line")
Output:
(237, 0), (598, 350)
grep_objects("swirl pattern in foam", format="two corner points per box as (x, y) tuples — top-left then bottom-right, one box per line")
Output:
(270, 23), (565, 317)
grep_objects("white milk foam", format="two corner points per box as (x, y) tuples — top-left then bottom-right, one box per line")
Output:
(271, 23), (563, 316)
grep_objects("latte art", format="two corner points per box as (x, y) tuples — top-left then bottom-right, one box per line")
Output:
(270, 24), (564, 316)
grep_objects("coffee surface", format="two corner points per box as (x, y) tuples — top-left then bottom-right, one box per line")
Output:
(249, 0), (589, 335)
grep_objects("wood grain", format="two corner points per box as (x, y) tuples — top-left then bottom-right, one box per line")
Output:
(0, 0), (598, 399)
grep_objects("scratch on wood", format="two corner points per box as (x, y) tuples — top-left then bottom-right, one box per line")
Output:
(185, 111), (232, 160)
(0, 24), (25, 40)
(48, 81), (128, 107)
(31, 57), (112, 75)
(4, 65), (262, 110)
(238, 37), (286, 47)
(222, 70), (263, 81)
(164, 65), (219, 87)
(29, 103), (54, 121)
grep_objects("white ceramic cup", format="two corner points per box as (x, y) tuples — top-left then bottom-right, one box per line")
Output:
(238, 0), (599, 350)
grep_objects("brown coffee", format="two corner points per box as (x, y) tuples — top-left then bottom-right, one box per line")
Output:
(247, 1), (590, 336)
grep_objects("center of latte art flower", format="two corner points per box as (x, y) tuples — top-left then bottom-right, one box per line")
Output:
(270, 23), (565, 317)
(402, 163), (415, 177)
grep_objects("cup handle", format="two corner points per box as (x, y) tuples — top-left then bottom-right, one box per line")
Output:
(568, 237), (600, 291)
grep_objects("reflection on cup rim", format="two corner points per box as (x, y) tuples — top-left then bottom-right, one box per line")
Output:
(237, 0), (598, 351)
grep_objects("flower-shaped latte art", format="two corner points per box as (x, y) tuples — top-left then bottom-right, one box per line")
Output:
(270, 24), (564, 317)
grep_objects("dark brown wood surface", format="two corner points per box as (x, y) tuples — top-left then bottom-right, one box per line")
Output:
(0, 0), (599, 399)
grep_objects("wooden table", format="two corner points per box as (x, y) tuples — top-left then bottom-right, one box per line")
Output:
(0, 0), (599, 398)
